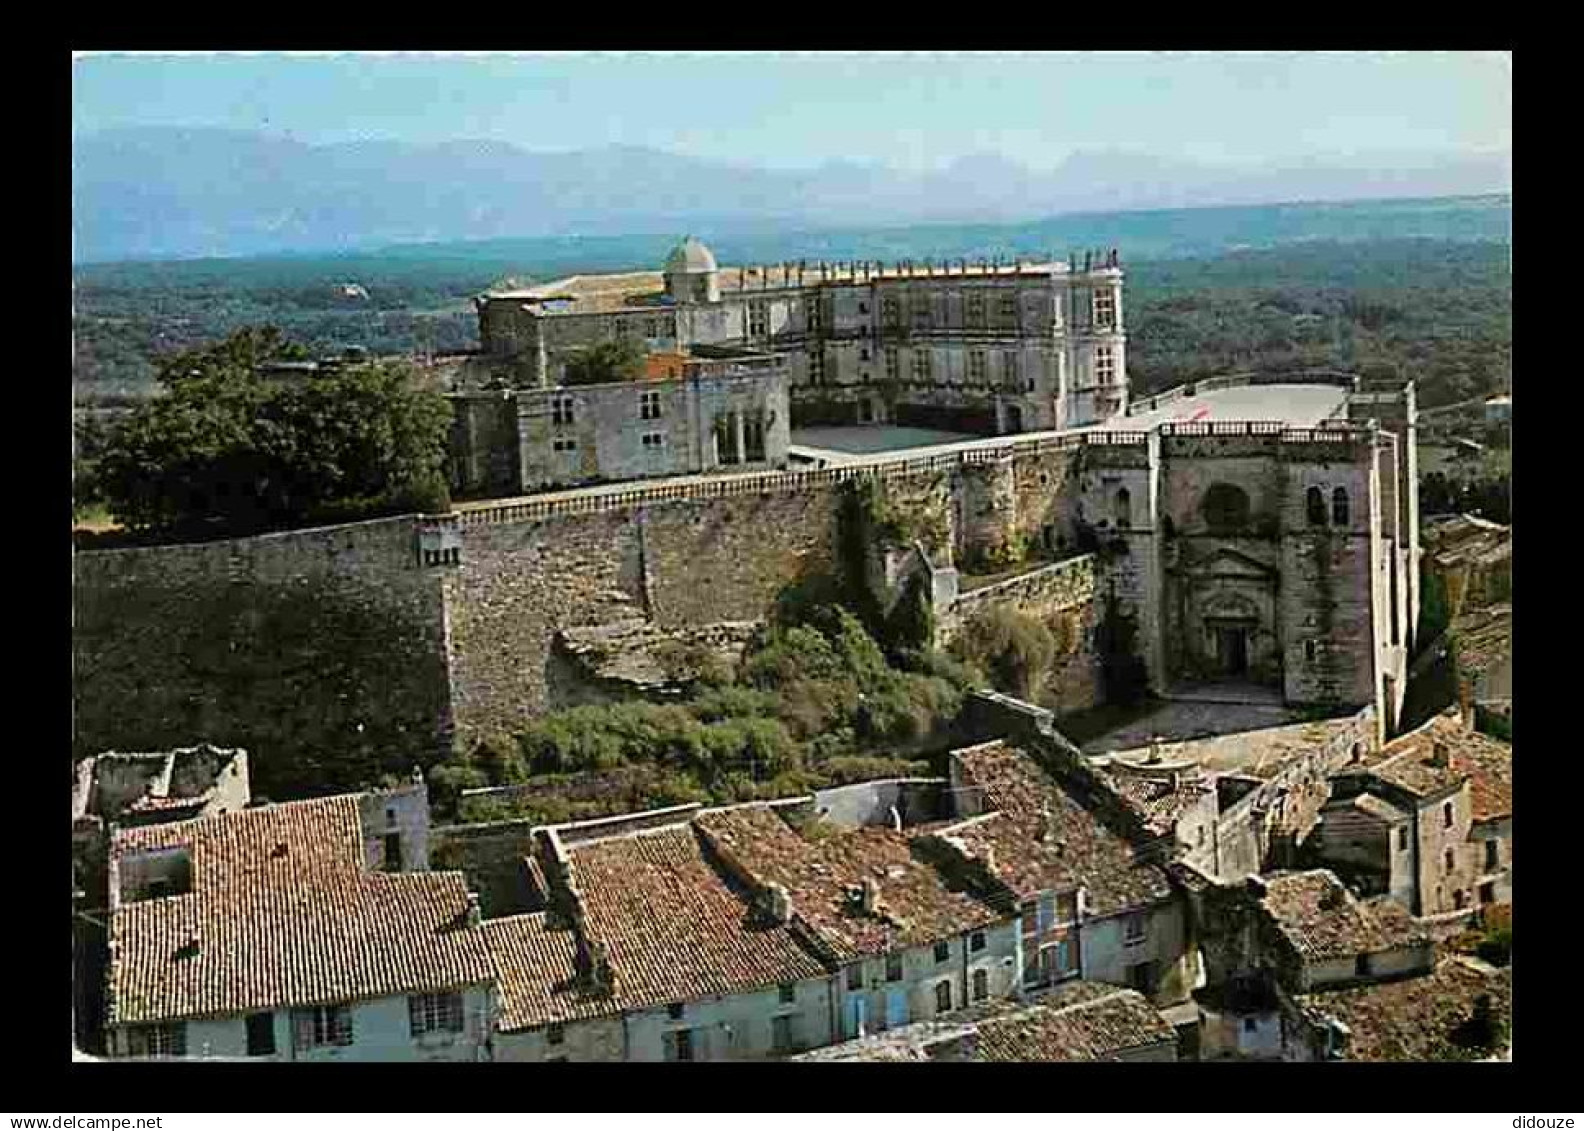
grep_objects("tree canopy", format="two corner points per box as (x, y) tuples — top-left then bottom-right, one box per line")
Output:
(79, 327), (453, 538)
(561, 339), (646, 387)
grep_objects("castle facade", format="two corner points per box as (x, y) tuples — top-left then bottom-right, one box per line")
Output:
(474, 236), (1128, 435)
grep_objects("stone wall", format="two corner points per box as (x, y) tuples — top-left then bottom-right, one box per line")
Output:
(942, 556), (1104, 715)
(73, 516), (453, 800)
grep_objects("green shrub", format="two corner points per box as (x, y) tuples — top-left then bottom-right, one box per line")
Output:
(689, 686), (781, 722)
(1475, 926), (1512, 967)
(816, 755), (932, 785)
(954, 605), (1057, 700)
(742, 624), (849, 688)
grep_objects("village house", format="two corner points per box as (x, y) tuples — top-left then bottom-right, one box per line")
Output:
(103, 779), (497, 1061)
(1192, 869), (1435, 1060)
(693, 800), (1021, 1042)
(1287, 953), (1512, 1061)
(942, 739), (1199, 1007)
(1317, 707), (1513, 916)
(484, 805), (837, 1062)
(793, 980), (1178, 1062)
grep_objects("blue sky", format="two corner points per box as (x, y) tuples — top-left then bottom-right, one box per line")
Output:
(72, 52), (1511, 171)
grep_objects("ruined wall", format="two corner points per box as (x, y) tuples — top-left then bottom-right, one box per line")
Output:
(74, 517), (453, 801)
(448, 393), (521, 497)
(942, 556), (1104, 715)
(431, 817), (541, 918)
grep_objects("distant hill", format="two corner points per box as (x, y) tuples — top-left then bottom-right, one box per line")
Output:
(71, 127), (1512, 263)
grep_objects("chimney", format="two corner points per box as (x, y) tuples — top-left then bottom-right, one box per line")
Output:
(861, 878), (882, 915)
(1430, 741), (1450, 769)
(1458, 679), (1476, 730)
(765, 882), (793, 925)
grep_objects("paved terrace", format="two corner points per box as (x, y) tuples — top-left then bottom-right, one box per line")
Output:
(1087, 715), (1364, 781)
(452, 380), (1367, 525)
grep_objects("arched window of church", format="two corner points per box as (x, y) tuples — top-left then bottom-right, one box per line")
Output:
(1115, 486), (1132, 528)
(1202, 483), (1251, 534)
(1332, 487), (1350, 527)
(1306, 486), (1326, 526)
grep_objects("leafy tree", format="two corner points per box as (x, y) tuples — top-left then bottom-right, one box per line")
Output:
(87, 328), (452, 536)
(561, 340), (646, 386)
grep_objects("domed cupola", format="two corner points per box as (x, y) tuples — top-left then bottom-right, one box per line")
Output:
(663, 235), (720, 304)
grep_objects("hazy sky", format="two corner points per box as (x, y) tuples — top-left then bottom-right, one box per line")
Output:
(72, 52), (1511, 171)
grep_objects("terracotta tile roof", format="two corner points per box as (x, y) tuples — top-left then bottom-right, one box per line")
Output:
(568, 823), (827, 1008)
(973, 987), (1177, 1062)
(1453, 734), (1512, 824)
(1358, 713), (1474, 799)
(693, 805), (1003, 960)
(948, 742), (1174, 917)
(1257, 870), (1428, 962)
(480, 913), (615, 1031)
(1100, 768), (1214, 836)
(108, 796), (494, 1027)
(1296, 956), (1512, 1061)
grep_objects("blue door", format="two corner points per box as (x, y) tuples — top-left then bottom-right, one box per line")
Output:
(843, 995), (864, 1039)
(886, 989), (909, 1029)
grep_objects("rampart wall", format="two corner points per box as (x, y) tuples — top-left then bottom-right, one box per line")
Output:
(73, 516), (452, 800)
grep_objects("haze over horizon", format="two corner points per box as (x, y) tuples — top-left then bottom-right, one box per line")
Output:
(71, 52), (1511, 262)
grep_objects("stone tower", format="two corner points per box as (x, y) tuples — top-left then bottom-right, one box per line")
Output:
(663, 236), (721, 305)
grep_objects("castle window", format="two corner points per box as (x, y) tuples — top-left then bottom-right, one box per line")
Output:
(846, 964), (863, 991)
(551, 396), (575, 427)
(1332, 487), (1350, 527)
(640, 390), (662, 420)
(935, 981), (953, 1013)
(912, 350), (932, 381)
(1306, 486), (1326, 526)
(1202, 483), (1251, 533)
(1398, 827), (1410, 851)
(912, 299), (931, 331)
(808, 349), (826, 386)
(1443, 802), (1455, 828)
(641, 432), (666, 450)
(715, 416), (740, 465)
(971, 931), (986, 953)
(884, 349), (900, 382)
(1304, 640), (1317, 663)
(1002, 351), (1020, 389)
(882, 295), (901, 327)
(744, 415), (766, 462)
(972, 969), (989, 1002)
(1094, 289), (1116, 329)
(934, 941), (951, 963)
(968, 351), (988, 385)
(552, 436), (577, 453)
(1485, 840), (1500, 870)
(1095, 345), (1115, 385)
(751, 300), (770, 338)
(885, 952), (904, 982)
(1114, 486), (1132, 528)
(966, 291), (987, 329)
(999, 291), (1018, 323)
(1445, 848), (1456, 873)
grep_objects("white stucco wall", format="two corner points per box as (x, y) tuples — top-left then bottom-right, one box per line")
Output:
(112, 984), (495, 1062)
